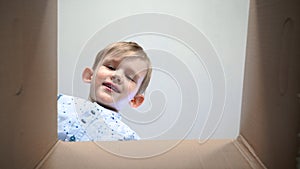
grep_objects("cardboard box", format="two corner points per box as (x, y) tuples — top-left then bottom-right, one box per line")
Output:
(0, 0), (299, 168)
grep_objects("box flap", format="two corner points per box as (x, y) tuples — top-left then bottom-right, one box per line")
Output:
(0, 0), (57, 169)
(38, 139), (264, 169)
(240, 0), (300, 168)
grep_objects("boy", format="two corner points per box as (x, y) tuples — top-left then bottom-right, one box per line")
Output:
(58, 42), (152, 142)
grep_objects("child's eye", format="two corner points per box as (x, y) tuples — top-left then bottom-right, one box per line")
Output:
(105, 65), (115, 70)
(126, 75), (135, 82)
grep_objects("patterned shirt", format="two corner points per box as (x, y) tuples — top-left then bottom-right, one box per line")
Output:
(57, 94), (140, 142)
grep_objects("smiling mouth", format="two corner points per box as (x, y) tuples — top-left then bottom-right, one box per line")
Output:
(103, 82), (120, 93)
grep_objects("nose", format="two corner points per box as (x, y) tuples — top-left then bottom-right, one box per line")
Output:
(111, 71), (123, 84)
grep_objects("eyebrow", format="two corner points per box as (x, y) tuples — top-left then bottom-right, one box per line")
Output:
(102, 58), (118, 64)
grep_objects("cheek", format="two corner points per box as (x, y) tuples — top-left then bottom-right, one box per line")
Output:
(125, 75), (145, 93)
(95, 68), (109, 81)
(123, 81), (137, 93)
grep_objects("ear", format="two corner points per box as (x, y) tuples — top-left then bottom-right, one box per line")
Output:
(82, 68), (94, 83)
(130, 94), (145, 108)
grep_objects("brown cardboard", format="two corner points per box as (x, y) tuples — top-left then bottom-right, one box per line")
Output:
(0, 0), (57, 169)
(240, 0), (300, 168)
(38, 139), (263, 169)
(0, 0), (299, 169)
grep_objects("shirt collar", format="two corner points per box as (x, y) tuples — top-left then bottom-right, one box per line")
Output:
(92, 102), (122, 120)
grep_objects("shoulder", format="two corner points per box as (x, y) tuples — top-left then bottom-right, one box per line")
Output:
(57, 94), (75, 104)
(57, 94), (88, 119)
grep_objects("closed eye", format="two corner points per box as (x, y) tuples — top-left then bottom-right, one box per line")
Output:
(105, 65), (115, 70)
(126, 75), (135, 82)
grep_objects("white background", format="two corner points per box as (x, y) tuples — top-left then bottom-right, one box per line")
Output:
(58, 0), (249, 139)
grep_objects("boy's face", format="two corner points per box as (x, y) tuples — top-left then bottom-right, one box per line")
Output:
(84, 55), (148, 112)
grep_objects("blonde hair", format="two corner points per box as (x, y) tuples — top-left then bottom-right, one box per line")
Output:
(92, 41), (152, 95)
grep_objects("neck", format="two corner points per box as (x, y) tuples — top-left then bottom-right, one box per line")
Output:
(88, 96), (119, 112)
(96, 101), (119, 113)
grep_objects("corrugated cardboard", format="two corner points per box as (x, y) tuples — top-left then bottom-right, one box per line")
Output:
(240, 0), (300, 168)
(0, 0), (57, 168)
(0, 0), (299, 169)
(37, 138), (264, 169)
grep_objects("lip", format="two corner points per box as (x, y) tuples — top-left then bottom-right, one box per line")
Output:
(102, 82), (120, 93)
